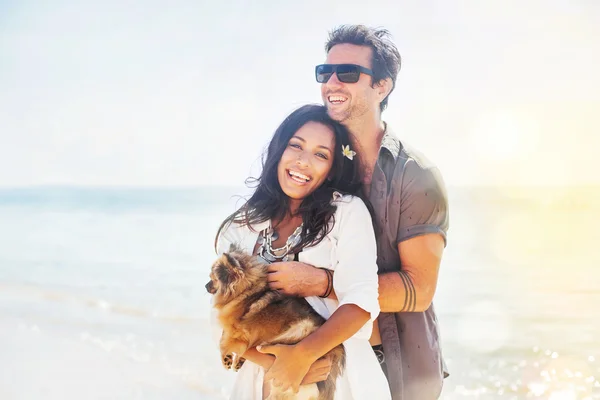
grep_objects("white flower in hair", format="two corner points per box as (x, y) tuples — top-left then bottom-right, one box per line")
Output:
(341, 144), (356, 161)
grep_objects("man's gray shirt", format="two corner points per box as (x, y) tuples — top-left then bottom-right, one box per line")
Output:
(369, 126), (449, 400)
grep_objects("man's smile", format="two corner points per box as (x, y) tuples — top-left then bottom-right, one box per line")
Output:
(327, 95), (348, 105)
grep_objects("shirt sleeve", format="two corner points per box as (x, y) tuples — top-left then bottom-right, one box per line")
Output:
(215, 220), (241, 255)
(396, 160), (449, 246)
(332, 196), (380, 327)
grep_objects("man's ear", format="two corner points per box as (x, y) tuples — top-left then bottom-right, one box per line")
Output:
(375, 77), (393, 103)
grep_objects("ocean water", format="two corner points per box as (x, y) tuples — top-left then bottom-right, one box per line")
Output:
(0, 185), (599, 400)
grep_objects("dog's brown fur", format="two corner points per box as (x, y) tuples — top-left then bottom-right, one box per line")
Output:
(206, 245), (345, 400)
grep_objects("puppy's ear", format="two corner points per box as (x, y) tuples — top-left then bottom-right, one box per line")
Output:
(224, 253), (241, 269)
(228, 242), (240, 253)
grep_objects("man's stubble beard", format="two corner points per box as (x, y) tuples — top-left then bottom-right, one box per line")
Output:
(325, 104), (350, 124)
(327, 102), (369, 128)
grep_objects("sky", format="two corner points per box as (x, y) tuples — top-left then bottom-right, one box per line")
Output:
(1, 0), (599, 188)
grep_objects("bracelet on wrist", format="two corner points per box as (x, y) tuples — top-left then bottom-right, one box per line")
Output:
(319, 268), (333, 298)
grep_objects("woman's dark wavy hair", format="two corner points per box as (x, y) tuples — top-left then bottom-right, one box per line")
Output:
(215, 104), (371, 253)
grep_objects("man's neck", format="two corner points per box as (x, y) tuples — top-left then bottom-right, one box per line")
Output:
(344, 116), (386, 186)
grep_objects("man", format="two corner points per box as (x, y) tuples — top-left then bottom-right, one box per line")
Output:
(264, 25), (450, 399)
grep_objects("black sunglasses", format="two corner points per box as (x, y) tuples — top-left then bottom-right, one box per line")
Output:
(315, 64), (374, 84)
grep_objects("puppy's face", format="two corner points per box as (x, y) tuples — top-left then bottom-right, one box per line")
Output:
(205, 250), (267, 306)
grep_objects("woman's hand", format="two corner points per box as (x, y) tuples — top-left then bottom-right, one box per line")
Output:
(257, 344), (316, 394)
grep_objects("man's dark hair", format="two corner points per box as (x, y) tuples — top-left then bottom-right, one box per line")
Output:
(326, 25), (401, 112)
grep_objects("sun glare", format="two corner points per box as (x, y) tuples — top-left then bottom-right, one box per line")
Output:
(547, 389), (578, 400)
(470, 110), (540, 162)
(455, 300), (511, 354)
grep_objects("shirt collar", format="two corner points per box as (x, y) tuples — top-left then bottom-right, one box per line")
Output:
(378, 122), (402, 161)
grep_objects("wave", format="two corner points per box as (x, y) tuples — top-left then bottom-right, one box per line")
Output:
(0, 281), (201, 323)
(0, 185), (250, 212)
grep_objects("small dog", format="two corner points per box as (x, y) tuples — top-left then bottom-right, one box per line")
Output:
(206, 245), (345, 400)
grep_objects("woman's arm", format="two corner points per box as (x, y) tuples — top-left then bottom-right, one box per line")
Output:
(259, 196), (380, 393)
(241, 347), (275, 370)
(258, 304), (370, 393)
(242, 346), (335, 386)
(296, 304), (369, 361)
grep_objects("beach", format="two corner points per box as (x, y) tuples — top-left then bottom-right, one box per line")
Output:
(1, 185), (599, 399)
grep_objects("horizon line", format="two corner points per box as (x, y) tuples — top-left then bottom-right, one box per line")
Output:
(1, 183), (600, 190)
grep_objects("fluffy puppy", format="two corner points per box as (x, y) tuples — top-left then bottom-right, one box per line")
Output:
(206, 246), (345, 400)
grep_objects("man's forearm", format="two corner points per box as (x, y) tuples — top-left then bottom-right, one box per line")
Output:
(302, 264), (337, 300)
(308, 266), (432, 311)
(378, 271), (434, 313)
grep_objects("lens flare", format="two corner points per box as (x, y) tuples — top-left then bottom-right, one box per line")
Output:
(455, 300), (511, 354)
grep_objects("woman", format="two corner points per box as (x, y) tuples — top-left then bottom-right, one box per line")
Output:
(214, 104), (390, 399)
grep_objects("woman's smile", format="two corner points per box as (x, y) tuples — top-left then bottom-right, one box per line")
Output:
(286, 169), (312, 185)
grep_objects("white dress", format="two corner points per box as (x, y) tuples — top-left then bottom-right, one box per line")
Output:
(215, 194), (391, 400)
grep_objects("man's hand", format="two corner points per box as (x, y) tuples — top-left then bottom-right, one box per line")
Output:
(266, 261), (328, 297)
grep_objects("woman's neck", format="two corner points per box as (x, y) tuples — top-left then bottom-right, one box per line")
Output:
(273, 208), (303, 229)
(271, 211), (303, 249)
(288, 199), (301, 216)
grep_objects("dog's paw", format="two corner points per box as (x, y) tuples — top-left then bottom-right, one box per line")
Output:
(233, 356), (246, 371)
(222, 353), (233, 369)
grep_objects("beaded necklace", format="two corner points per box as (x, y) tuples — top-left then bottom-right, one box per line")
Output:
(256, 222), (303, 263)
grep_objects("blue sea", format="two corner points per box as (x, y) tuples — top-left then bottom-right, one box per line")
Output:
(1, 185), (599, 399)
